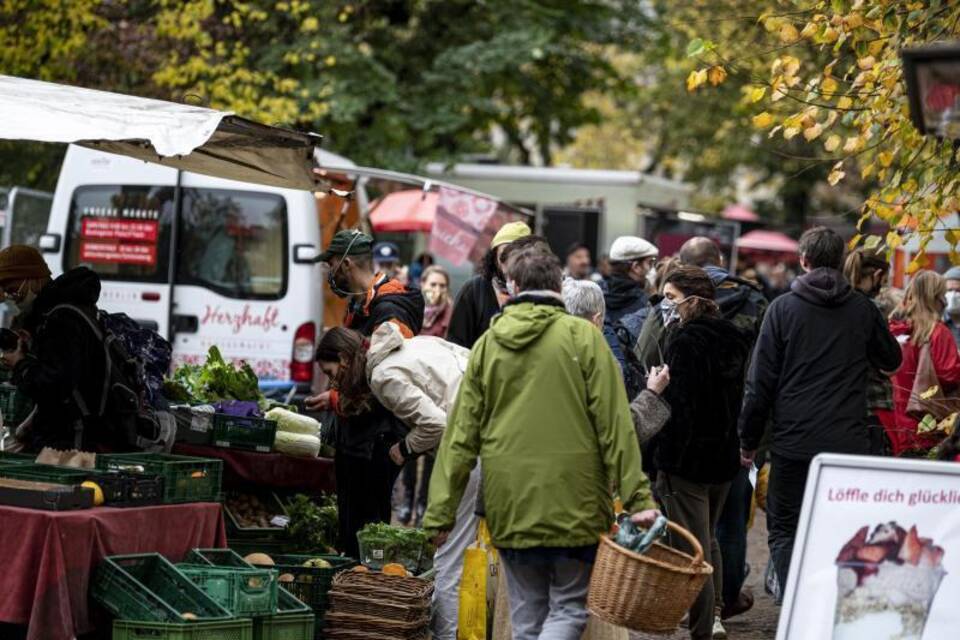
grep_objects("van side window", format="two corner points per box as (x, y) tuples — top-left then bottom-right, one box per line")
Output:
(65, 185), (174, 283)
(177, 188), (287, 299)
(65, 185), (287, 300)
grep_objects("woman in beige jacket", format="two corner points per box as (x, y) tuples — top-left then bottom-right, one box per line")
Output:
(321, 321), (475, 639)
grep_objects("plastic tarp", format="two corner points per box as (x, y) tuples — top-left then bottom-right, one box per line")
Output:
(0, 75), (321, 191)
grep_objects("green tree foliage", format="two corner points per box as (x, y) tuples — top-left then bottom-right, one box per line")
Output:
(687, 0), (960, 264)
(0, 0), (650, 184)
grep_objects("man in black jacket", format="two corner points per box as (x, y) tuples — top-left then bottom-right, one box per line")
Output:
(738, 227), (901, 598)
(447, 221), (530, 349)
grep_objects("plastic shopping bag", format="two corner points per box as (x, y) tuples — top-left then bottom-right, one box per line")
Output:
(458, 519), (496, 640)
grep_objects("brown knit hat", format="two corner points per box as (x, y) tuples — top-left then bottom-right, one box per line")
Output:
(0, 245), (52, 285)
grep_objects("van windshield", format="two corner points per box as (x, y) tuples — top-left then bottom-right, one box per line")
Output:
(65, 185), (287, 300)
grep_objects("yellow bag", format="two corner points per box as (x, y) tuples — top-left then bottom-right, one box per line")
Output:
(458, 519), (496, 640)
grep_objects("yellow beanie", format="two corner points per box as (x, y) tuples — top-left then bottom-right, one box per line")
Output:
(0, 245), (51, 285)
(491, 221), (531, 249)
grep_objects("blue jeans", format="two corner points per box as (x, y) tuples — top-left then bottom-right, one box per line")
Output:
(716, 466), (753, 609)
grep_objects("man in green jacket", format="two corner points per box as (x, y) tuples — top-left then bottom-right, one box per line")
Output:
(424, 249), (659, 640)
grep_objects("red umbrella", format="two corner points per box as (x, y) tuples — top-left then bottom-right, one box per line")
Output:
(368, 190), (437, 232)
(723, 204), (760, 222)
(736, 230), (799, 253)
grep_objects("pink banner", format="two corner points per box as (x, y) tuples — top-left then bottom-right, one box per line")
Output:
(428, 187), (498, 266)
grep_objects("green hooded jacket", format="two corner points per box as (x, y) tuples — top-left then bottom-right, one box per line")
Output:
(423, 299), (655, 549)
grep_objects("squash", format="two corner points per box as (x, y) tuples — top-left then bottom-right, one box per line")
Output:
(351, 565), (370, 573)
(273, 431), (322, 458)
(266, 408), (321, 436)
(382, 563), (408, 577)
(244, 553), (275, 566)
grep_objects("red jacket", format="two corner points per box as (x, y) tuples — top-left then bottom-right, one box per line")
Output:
(889, 320), (960, 454)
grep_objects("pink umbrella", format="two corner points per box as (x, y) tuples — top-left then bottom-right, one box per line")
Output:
(368, 190), (437, 232)
(736, 229), (799, 253)
(723, 204), (760, 222)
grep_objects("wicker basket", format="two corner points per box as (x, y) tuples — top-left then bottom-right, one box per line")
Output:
(326, 589), (428, 622)
(587, 522), (713, 633)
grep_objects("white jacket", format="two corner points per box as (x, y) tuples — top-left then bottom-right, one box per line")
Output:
(366, 322), (470, 455)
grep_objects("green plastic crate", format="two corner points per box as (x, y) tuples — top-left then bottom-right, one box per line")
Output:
(187, 548), (315, 640)
(0, 384), (33, 426)
(177, 563), (279, 617)
(96, 452), (222, 504)
(0, 463), (92, 485)
(186, 548), (253, 568)
(0, 451), (33, 466)
(212, 414), (277, 453)
(112, 618), (254, 640)
(254, 588), (314, 640)
(91, 553), (232, 623)
(246, 555), (354, 621)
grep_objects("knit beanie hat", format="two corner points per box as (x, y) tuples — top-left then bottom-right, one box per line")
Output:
(0, 245), (52, 284)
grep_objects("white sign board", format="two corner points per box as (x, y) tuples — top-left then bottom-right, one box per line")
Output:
(779, 454), (960, 640)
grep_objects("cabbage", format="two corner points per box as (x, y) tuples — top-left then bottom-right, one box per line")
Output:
(274, 431), (321, 458)
(266, 408), (320, 436)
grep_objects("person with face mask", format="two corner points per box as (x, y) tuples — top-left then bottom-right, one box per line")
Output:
(648, 266), (753, 640)
(843, 248), (896, 457)
(446, 221), (531, 349)
(306, 230), (424, 413)
(0, 245), (112, 452)
(419, 265), (453, 339)
(888, 270), (960, 455)
(941, 265), (960, 350)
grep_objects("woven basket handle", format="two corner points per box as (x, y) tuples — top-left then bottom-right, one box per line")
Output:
(666, 521), (704, 566)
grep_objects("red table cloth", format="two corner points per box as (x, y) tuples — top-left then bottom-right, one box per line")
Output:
(0, 502), (225, 640)
(173, 443), (335, 494)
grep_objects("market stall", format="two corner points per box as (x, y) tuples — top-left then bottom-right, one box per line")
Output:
(0, 502), (225, 640)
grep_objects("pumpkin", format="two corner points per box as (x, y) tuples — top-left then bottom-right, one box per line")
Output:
(382, 563), (408, 577)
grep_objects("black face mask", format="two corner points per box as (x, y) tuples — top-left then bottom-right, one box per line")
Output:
(327, 258), (354, 298)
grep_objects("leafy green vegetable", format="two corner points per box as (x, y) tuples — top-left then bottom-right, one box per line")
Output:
(357, 522), (430, 569)
(286, 493), (339, 553)
(163, 346), (261, 404)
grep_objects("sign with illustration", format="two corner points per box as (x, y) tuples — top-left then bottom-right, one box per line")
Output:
(779, 454), (960, 640)
(428, 187), (498, 266)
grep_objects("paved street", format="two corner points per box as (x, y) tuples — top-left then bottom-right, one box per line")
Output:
(632, 512), (779, 640)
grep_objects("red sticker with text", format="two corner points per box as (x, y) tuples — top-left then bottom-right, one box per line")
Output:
(81, 241), (157, 266)
(81, 218), (158, 243)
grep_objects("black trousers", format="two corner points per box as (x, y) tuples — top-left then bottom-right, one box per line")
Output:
(766, 453), (812, 602)
(401, 454), (435, 512)
(335, 445), (402, 559)
(716, 465), (753, 609)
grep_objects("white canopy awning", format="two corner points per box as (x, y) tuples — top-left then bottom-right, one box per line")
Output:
(0, 75), (322, 191)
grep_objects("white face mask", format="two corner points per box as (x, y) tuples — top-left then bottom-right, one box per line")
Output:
(946, 290), (960, 314)
(661, 298), (680, 325)
(506, 280), (518, 297)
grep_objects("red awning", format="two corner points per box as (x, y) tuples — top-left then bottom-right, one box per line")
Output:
(736, 229), (799, 253)
(368, 189), (437, 232)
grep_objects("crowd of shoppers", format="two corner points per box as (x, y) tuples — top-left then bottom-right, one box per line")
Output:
(303, 217), (960, 640)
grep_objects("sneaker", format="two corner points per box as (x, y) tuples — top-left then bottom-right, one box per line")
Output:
(712, 618), (728, 639)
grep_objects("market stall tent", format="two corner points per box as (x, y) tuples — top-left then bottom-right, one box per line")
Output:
(0, 75), (321, 191)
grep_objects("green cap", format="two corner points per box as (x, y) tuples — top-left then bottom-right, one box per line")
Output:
(319, 229), (373, 262)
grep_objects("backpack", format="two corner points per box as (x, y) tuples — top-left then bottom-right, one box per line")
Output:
(611, 313), (648, 401)
(47, 304), (174, 452)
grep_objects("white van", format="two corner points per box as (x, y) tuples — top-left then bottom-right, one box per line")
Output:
(40, 144), (353, 394)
